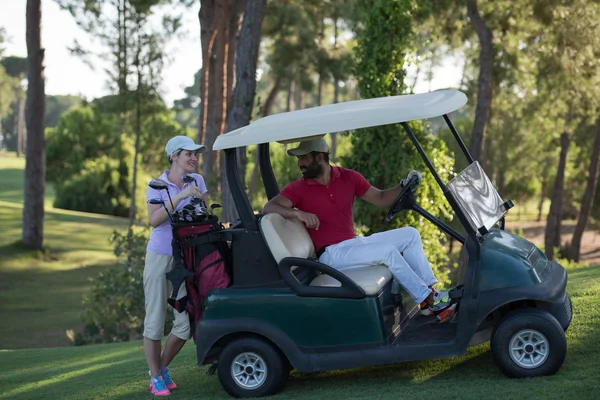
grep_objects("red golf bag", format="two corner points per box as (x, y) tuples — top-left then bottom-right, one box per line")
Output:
(166, 216), (231, 341)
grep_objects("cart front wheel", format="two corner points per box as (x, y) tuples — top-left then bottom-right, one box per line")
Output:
(491, 309), (566, 378)
(217, 337), (288, 398)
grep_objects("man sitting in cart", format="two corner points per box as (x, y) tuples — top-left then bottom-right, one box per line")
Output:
(262, 137), (455, 321)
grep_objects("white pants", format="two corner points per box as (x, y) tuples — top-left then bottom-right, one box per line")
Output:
(318, 227), (436, 304)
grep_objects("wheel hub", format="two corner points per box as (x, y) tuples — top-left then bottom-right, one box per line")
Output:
(524, 344), (534, 354)
(509, 329), (550, 369)
(231, 352), (268, 390)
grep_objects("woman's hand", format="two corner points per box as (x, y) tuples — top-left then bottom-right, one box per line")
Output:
(176, 185), (203, 202)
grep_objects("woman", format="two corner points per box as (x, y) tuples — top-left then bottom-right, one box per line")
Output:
(144, 135), (209, 397)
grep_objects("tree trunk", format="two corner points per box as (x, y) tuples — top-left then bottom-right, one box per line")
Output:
(128, 71), (142, 226)
(295, 89), (305, 110)
(286, 70), (294, 112)
(17, 97), (26, 157)
(316, 15), (325, 106)
(331, 82), (339, 162)
(22, 0), (45, 250)
(544, 131), (571, 259)
(198, 0), (217, 170)
(331, 18), (339, 163)
(221, 0), (267, 223)
(537, 178), (547, 222)
(226, 0), (245, 110)
(248, 77), (281, 197)
(466, 0), (493, 166)
(568, 119), (600, 261)
(202, 2), (227, 187)
(497, 169), (506, 199)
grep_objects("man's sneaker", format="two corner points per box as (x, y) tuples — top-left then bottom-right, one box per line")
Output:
(436, 303), (456, 322)
(160, 366), (177, 390)
(149, 375), (171, 397)
(431, 290), (452, 311)
(420, 300), (434, 316)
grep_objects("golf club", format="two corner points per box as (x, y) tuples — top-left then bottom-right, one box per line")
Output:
(209, 203), (222, 217)
(148, 198), (174, 223)
(149, 179), (175, 209)
(182, 175), (197, 186)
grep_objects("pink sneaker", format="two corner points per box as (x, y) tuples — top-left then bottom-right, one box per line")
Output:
(160, 366), (177, 390)
(150, 375), (171, 397)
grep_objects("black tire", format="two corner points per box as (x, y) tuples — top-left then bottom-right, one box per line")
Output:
(217, 337), (288, 398)
(491, 308), (567, 378)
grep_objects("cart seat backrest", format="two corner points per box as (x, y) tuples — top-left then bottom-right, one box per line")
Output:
(260, 213), (393, 296)
(260, 213), (315, 263)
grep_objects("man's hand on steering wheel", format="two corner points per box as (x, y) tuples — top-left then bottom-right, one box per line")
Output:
(386, 170), (422, 222)
(400, 170), (422, 188)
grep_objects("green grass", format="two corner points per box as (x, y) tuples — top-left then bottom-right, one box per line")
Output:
(0, 153), (56, 207)
(1, 263), (598, 400)
(1, 150), (599, 398)
(0, 152), (128, 349)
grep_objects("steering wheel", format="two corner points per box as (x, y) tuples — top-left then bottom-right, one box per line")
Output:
(385, 175), (420, 222)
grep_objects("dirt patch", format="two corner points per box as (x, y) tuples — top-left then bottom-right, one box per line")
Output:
(509, 219), (600, 265)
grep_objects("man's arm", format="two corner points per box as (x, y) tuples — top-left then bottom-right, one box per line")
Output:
(262, 194), (320, 229)
(360, 182), (403, 208)
(262, 194), (298, 219)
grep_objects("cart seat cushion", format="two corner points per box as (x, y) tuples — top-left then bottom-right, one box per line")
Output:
(260, 213), (315, 262)
(260, 213), (393, 295)
(309, 265), (392, 296)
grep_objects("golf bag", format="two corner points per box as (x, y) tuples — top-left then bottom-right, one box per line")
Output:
(166, 216), (231, 341)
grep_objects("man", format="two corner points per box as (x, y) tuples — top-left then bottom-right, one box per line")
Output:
(262, 137), (455, 321)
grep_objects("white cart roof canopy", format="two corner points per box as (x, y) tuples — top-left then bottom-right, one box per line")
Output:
(212, 89), (468, 151)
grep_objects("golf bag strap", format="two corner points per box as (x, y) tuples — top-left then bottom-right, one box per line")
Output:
(179, 231), (233, 249)
(165, 257), (194, 312)
(167, 296), (188, 313)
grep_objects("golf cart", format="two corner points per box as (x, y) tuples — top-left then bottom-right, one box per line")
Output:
(194, 90), (572, 398)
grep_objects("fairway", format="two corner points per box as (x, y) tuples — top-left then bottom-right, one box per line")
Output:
(2, 152), (600, 399)
(1, 262), (598, 400)
(0, 154), (128, 348)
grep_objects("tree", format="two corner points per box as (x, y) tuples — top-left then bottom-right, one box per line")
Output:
(198, 0), (245, 188)
(466, 0), (493, 167)
(567, 118), (600, 261)
(58, 0), (184, 225)
(22, 0), (46, 250)
(0, 64), (18, 146)
(44, 95), (83, 128)
(0, 56), (28, 153)
(535, 1), (600, 259)
(220, 0), (267, 223)
(348, 0), (455, 283)
(127, 6), (177, 225)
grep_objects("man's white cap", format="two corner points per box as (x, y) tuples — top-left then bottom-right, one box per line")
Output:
(165, 135), (207, 156)
(286, 137), (329, 156)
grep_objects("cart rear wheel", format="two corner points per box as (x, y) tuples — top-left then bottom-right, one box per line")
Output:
(217, 337), (288, 398)
(491, 309), (566, 378)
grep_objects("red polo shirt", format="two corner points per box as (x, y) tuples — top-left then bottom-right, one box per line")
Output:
(280, 166), (372, 254)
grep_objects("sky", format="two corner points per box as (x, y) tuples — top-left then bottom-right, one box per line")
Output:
(0, 0), (202, 106)
(0, 0), (462, 107)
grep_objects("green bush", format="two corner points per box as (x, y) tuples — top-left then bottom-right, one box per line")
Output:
(73, 226), (155, 345)
(46, 101), (185, 220)
(53, 156), (132, 217)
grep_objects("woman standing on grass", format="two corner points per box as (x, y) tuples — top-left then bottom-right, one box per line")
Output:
(143, 135), (209, 397)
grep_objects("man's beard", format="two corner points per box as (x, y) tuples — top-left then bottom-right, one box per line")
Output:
(300, 159), (323, 179)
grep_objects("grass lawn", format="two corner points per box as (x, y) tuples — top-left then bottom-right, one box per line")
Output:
(1, 263), (598, 400)
(1, 150), (599, 399)
(0, 153), (128, 348)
